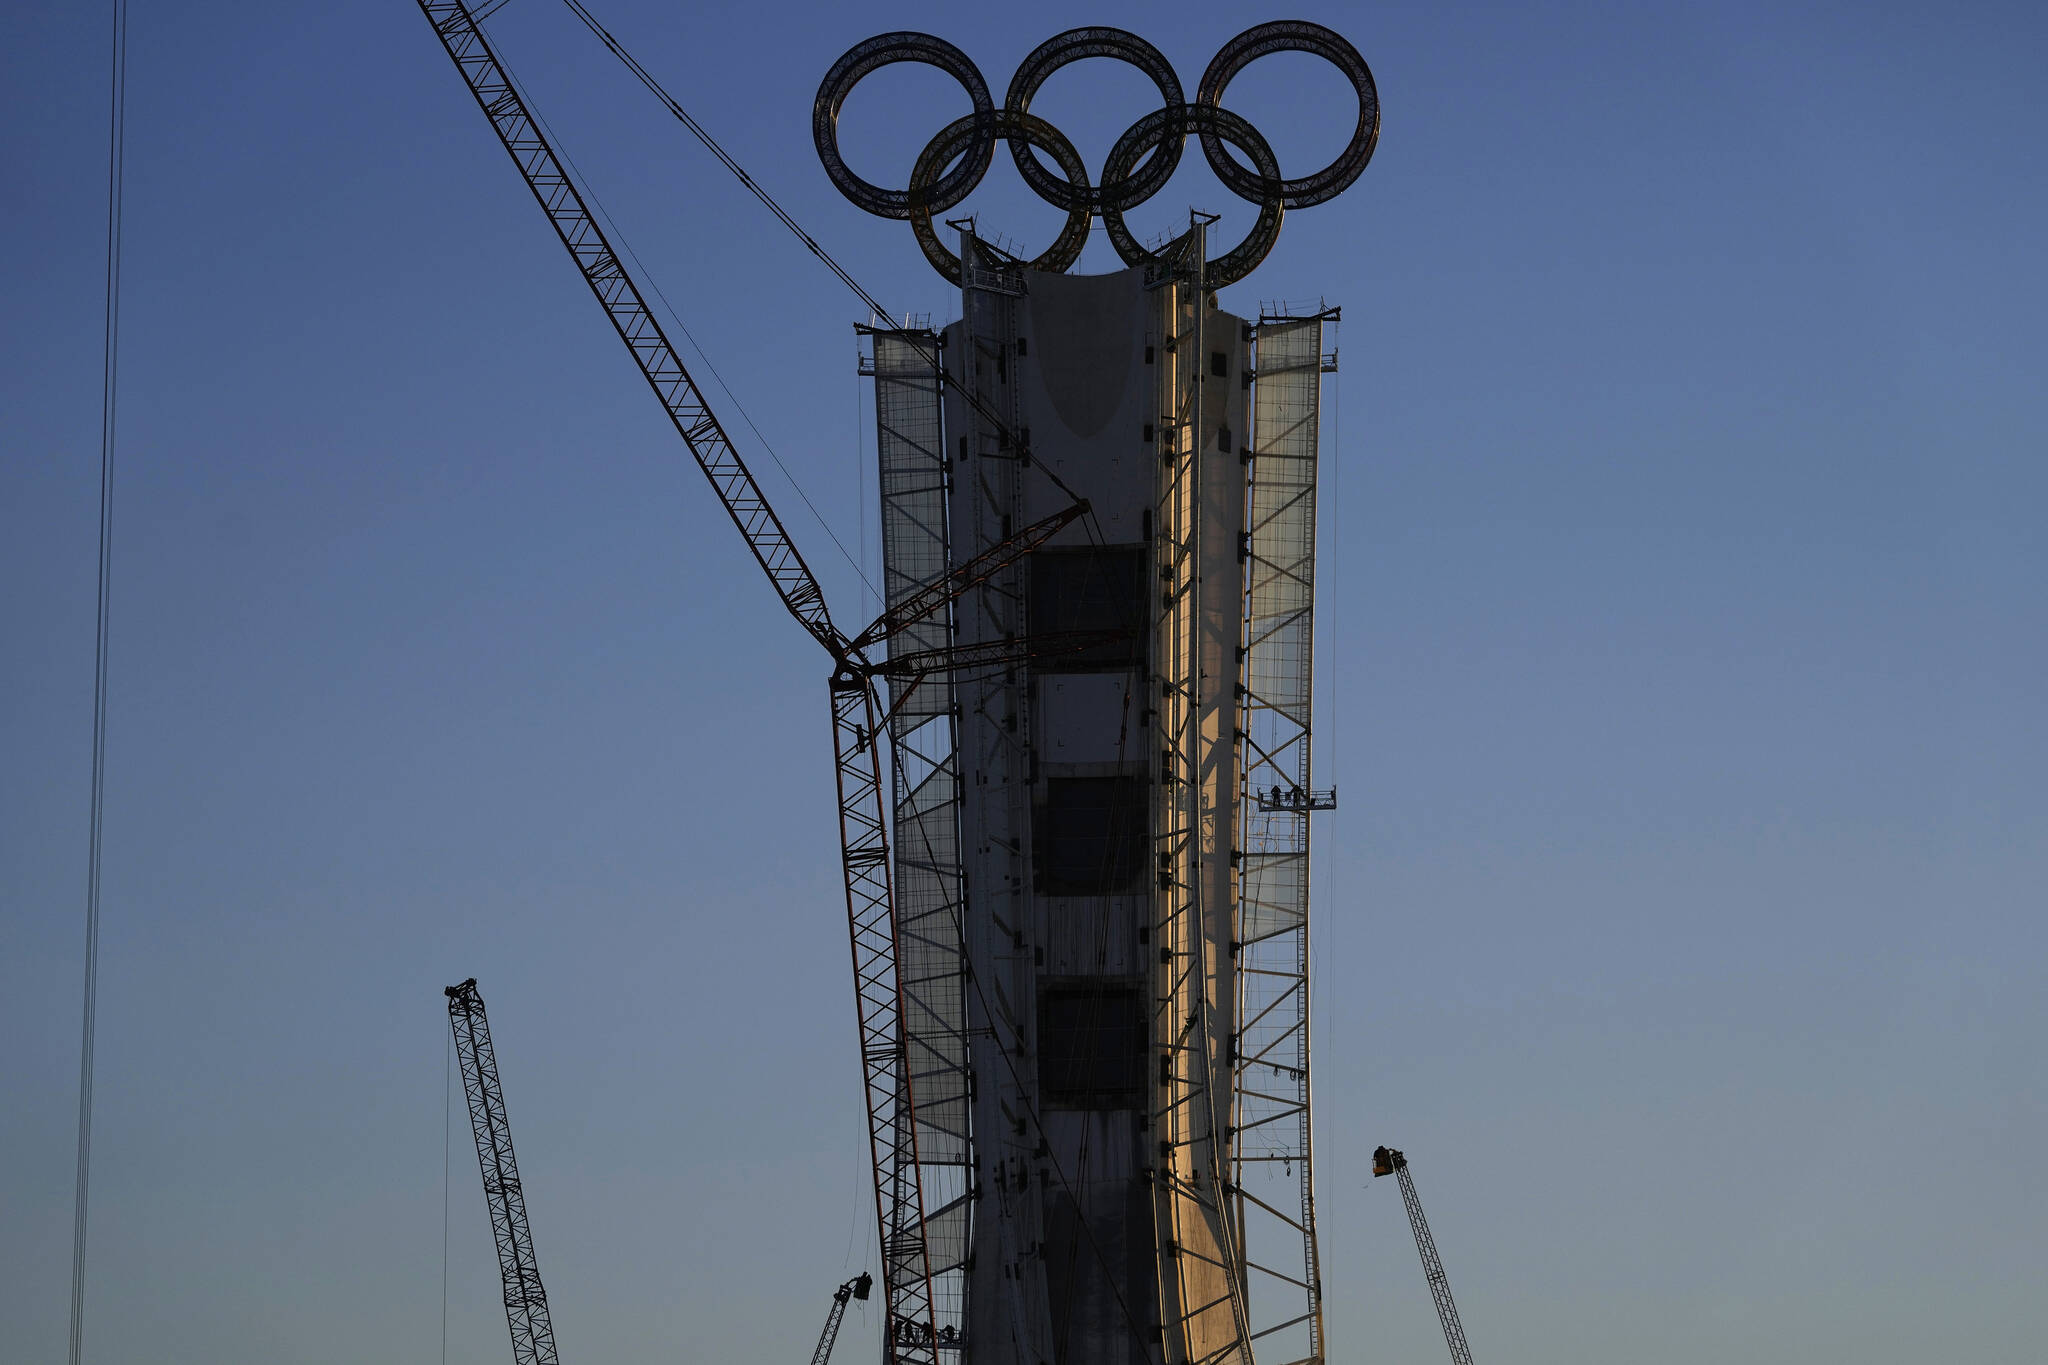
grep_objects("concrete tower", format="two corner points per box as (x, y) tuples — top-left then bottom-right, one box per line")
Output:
(867, 229), (1333, 1365)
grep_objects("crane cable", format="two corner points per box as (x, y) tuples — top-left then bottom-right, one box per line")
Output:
(482, 31), (883, 600)
(541, 0), (1109, 542)
(70, 1), (128, 1361)
(553, 0), (897, 326)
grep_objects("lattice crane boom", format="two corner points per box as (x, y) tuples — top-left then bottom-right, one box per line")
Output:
(1374, 1146), (1476, 1365)
(810, 1273), (873, 1365)
(410, 9), (1091, 1362)
(843, 501), (1085, 654)
(414, 1), (839, 657)
(446, 978), (560, 1365)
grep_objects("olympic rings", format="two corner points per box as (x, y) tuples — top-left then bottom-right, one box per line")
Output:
(813, 22), (1379, 287)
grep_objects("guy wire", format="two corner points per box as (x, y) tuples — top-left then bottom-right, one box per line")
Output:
(487, 36), (882, 601)
(70, 2), (128, 1362)
(539, 0), (1077, 532)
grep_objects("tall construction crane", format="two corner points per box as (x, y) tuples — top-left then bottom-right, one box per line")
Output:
(1373, 1146), (1476, 1365)
(411, 6), (1092, 1360)
(809, 1273), (873, 1365)
(446, 978), (561, 1365)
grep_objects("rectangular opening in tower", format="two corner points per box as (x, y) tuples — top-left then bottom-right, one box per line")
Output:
(1036, 982), (1146, 1109)
(1034, 774), (1147, 895)
(1026, 546), (1148, 671)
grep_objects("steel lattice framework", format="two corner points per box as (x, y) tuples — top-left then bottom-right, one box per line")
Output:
(1379, 1150), (1476, 1365)
(445, 979), (560, 1365)
(868, 328), (973, 1337)
(1233, 310), (1337, 1365)
(414, 2), (838, 650)
(810, 1275), (874, 1365)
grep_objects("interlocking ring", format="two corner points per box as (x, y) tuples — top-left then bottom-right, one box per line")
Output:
(813, 33), (993, 221)
(814, 22), (1379, 287)
(1100, 105), (1284, 290)
(1197, 22), (1380, 209)
(1003, 28), (1183, 215)
(909, 110), (1092, 285)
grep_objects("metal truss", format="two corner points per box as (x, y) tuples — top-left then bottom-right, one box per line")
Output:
(1379, 1150), (1475, 1365)
(830, 671), (943, 1364)
(1232, 311), (1333, 1365)
(870, 326), (972, 1345)
(445, 979), (560, 1365)
(413, 1), (838, 654)
(811, 1274), (874, 1365)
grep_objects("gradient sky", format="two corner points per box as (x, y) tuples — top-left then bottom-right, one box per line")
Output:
(4, 2), (2044, 1362)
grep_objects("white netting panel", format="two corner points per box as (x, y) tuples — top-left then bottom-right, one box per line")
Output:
(875, 330), (971, 1164)
(1235, 315), (1326, 1365)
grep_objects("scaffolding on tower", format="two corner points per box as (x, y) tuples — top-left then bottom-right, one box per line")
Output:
(1235, 306), (1341, 1365)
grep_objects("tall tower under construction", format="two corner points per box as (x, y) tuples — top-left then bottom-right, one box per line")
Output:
(407, 8), (1372, 1365)
(866, 229), (1335, 1365)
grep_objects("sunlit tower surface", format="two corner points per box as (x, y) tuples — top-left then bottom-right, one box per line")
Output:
(831, 27), (1374, 1364)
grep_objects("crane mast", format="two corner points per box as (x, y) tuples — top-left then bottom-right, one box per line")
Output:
(1374, 1146), (1476, 1365)
(446, 978), (560, 1365)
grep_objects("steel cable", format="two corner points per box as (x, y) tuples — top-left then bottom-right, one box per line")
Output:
(536, 0), (1097, 544)
(69, 3), (128, 1362)
(485, 35), (883, 601)
(555, 0), (896, 325)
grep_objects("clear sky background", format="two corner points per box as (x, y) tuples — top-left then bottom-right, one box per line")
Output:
(4, 1), (2043, 1362)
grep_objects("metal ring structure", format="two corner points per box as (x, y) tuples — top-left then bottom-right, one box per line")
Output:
(1099, 104), (1283, 288)
(813, 32), (993, 221)
(814, 22), (1379, 284)
(1195, 21), (1380, 209)
(908, 110), (1092, 286)
(1002, 28), (1183, 214)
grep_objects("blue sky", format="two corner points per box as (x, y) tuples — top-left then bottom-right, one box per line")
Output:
(3, 2), (2043, 1362)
